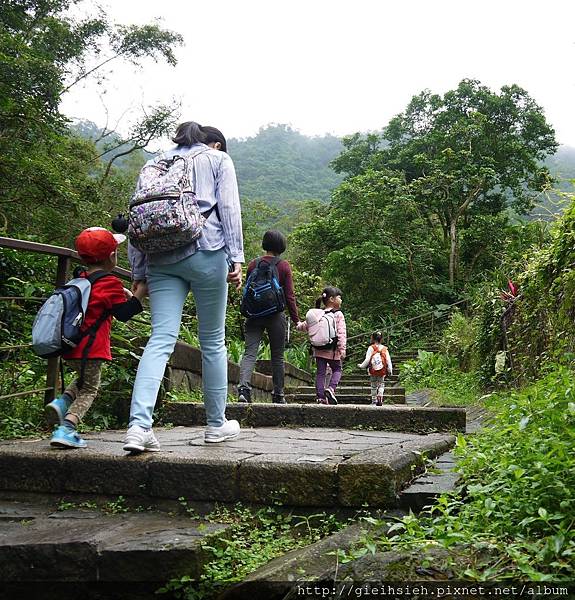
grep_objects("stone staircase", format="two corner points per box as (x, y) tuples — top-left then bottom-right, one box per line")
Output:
(0, 345), (464, 587)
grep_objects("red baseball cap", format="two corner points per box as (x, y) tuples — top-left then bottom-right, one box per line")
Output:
(75, 227), (126, 263)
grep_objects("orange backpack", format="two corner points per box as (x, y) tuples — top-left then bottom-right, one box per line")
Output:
(369, 344), (388, 376)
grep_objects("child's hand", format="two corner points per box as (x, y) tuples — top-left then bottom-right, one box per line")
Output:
(357, 363), (363, 369)
(123, 287), (133, 301)
(296, 321), (306, 331)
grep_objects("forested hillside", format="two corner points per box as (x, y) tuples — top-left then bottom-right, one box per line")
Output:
(73, 118), (574, 218)
(228, 124), (343, 203)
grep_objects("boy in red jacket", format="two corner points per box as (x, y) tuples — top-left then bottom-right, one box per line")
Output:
(47, 227), (147, 449)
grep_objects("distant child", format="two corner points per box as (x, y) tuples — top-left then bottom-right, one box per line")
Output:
(357, 331), (393, 406)
(46, 227), (147, 449)
(297, 286), (346, 405)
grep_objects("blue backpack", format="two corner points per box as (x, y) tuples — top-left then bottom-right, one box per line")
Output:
(240, 257), (286, 319)
(32, 271), (111, 358)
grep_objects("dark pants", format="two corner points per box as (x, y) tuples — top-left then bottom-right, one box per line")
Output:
(239, 312), (286, 396)
(315, 357), (342, 400)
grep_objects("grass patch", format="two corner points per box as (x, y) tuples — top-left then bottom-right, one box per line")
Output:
(158, 504), (344, 599)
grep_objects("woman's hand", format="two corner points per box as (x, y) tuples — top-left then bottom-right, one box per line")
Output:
(131, 280), (148, 300)
(227, 263), (243, 291)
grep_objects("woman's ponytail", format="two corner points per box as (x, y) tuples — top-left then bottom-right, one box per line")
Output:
(172, 121), (207, 146)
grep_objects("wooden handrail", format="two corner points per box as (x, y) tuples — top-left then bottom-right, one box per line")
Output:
(0, 296), (46, 302)
(0, 236), (131, 280)
(347, 299), (468, 342)
(0, 344), (33, 351)
(0, 387), (53, 401)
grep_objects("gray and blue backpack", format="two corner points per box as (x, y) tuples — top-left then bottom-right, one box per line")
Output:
(240, 257), (286, 319)
(32, 271), (111, 358)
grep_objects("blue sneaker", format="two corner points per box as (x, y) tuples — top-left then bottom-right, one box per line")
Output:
(44, 395), (71, 426)
(50, 425), (87, 449)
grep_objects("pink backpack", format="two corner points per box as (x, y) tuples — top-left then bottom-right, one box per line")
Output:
(305, 308), (338, 349)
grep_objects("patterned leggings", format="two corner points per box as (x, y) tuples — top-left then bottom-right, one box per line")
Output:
(64, 359), (103, 422)
(370, 375), (385, 403)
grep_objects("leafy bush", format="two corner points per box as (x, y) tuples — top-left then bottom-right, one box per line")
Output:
(442, 310), (478, 371)
(285, 342), (313, 372)
(401, 350), (480, 407)
(472, 195), (575, 384)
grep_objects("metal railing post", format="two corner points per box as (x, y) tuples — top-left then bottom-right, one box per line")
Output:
(44, 256), (70, 404)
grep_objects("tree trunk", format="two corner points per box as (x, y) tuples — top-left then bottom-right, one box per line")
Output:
(449, 217), (457, 287)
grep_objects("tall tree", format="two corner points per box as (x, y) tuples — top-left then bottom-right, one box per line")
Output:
(333, 80), (558, 286)
(0, 0), (182, 238)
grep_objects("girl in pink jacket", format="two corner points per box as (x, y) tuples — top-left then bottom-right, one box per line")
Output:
(297, 286), (346, 404)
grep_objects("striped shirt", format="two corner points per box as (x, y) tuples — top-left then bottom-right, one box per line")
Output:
(129, 143), (245, 280)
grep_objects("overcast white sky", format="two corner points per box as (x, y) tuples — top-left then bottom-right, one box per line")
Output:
(61, 0), (575, 147)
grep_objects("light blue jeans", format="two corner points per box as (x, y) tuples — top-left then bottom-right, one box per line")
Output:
(129, 249), (228, 428)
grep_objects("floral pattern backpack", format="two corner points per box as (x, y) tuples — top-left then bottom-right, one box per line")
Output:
(128, 150), (210, 254)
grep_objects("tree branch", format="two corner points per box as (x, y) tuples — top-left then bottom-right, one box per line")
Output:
(62, 54), (120, 94)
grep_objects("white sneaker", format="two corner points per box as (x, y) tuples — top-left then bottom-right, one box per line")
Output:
(123, 425), (161, 453)
(204, 419), (240, 443)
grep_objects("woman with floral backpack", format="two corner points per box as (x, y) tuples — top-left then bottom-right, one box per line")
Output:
(124, 121), (244, 452)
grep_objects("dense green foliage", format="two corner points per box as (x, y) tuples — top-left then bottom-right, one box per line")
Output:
(374, 367), (575, 580)
(292, 80), (558, 330)
(471, 194), (575, 384)
(401, 350), (480, 407)
(0, 0), (181, 432)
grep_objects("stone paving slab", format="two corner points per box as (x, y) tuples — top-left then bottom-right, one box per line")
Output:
(164, 402), (465, 432)
(0, 427), (455, 508)
(0, 498), (227, 581)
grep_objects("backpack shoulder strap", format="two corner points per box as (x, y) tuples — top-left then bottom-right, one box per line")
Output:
(86, 271), (113, 284)
(268, 257), (283, 280)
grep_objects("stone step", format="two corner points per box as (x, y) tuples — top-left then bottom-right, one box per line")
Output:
(220, 521), (388, 599)
(340, 374), (400, 382)
(285, 393), (406, 405)
(0, 497), (227, 582)
(399, 451), (460, 512)
(285, 386), (405, 396)
(165, 402), (464, 433)
(0, 426), (458, 508)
